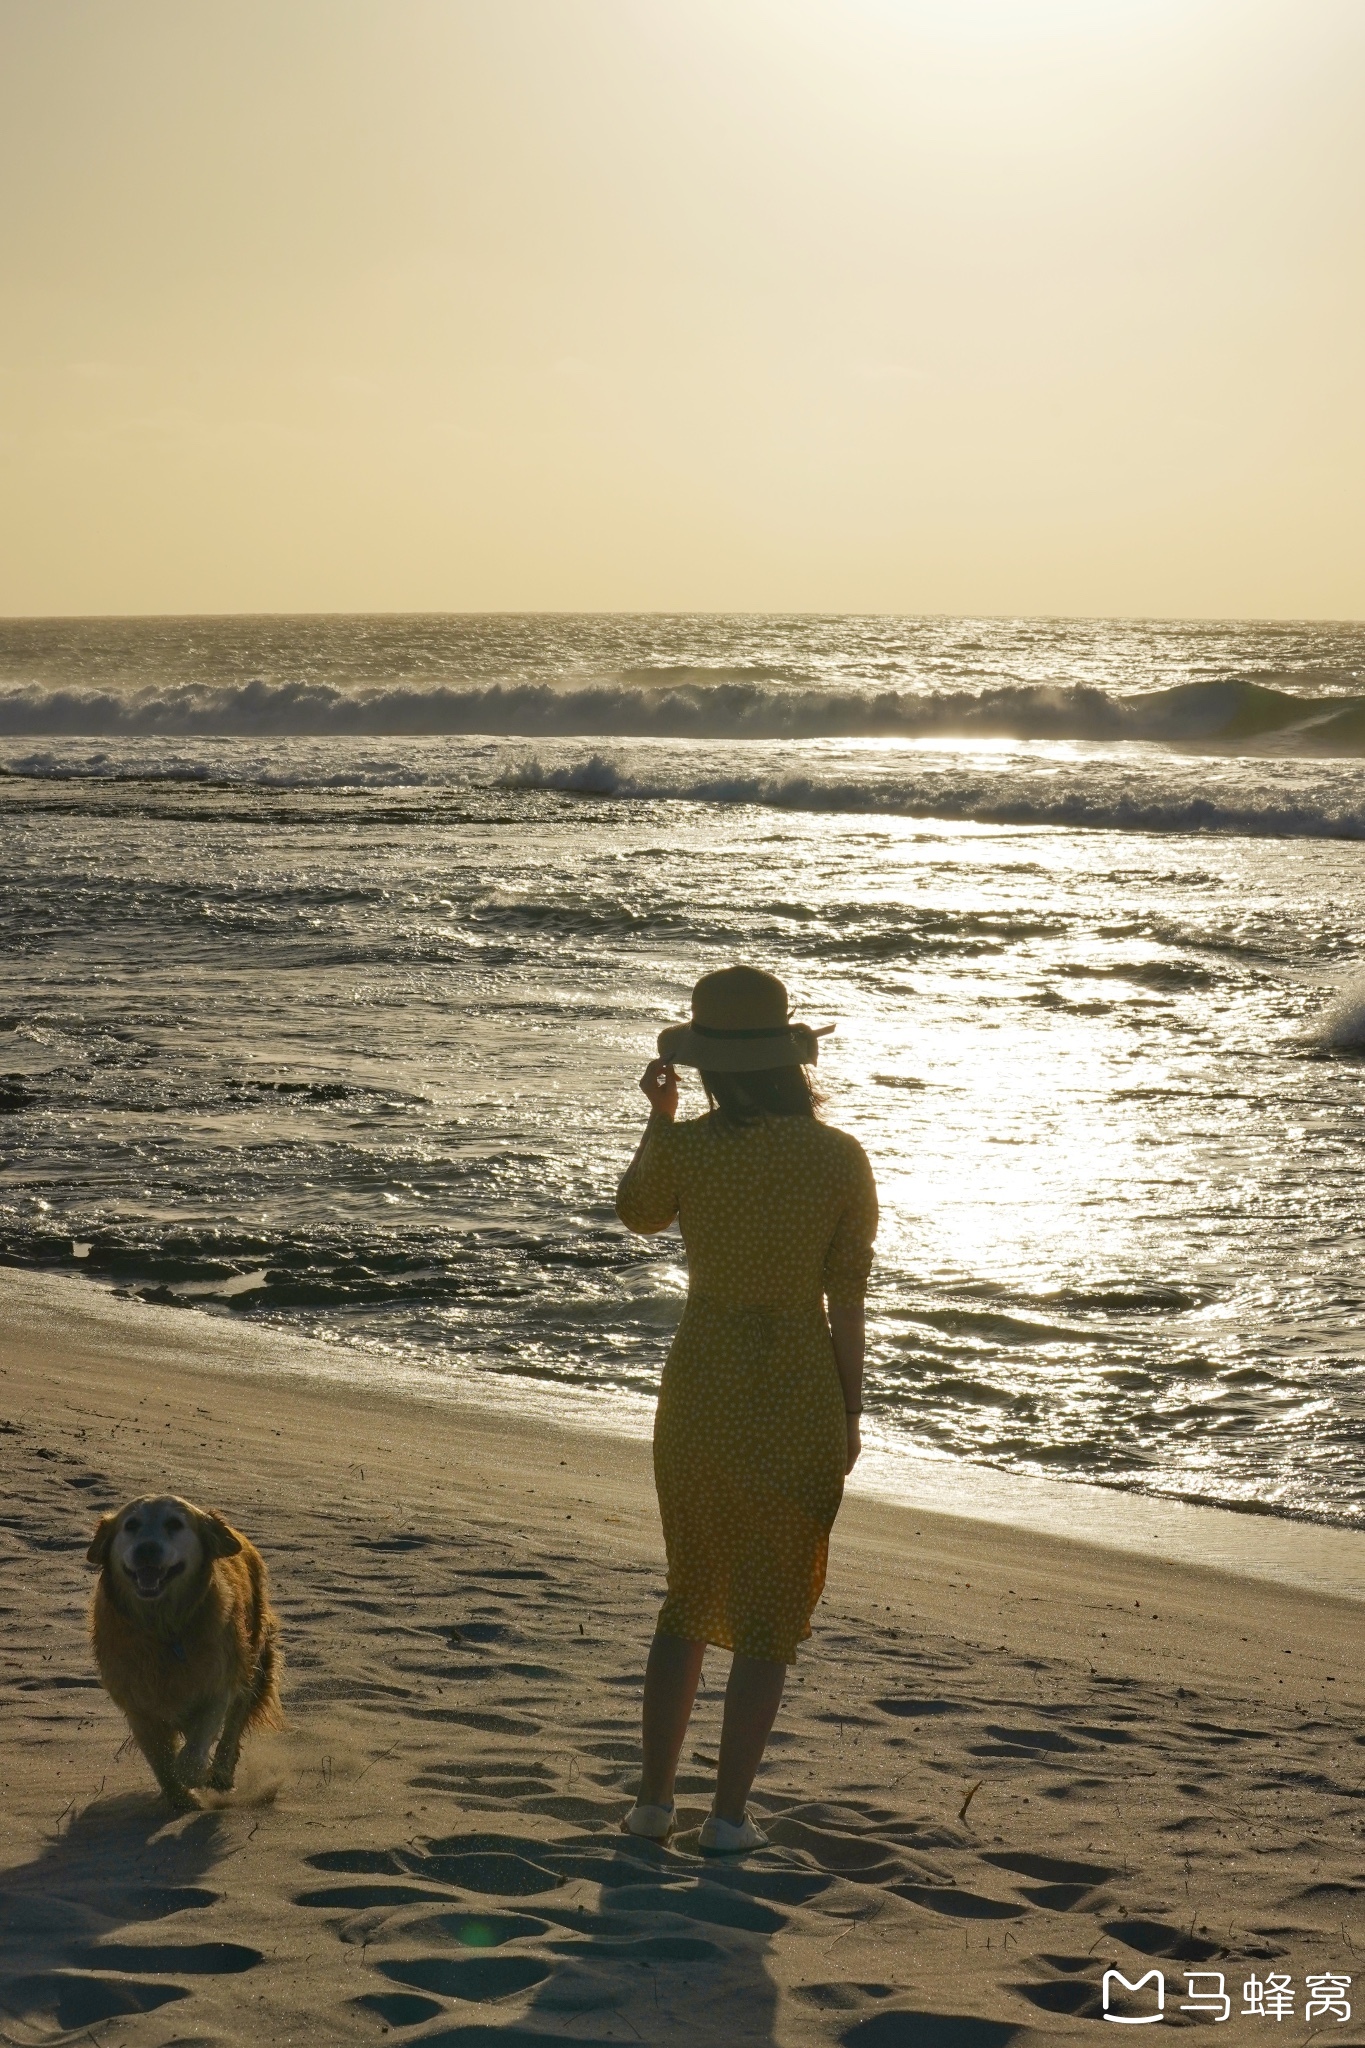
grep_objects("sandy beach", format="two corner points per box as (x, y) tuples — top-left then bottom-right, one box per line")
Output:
(2, 1266), (1363, 2048)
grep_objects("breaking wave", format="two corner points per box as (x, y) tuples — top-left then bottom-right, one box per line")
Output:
(501, 753), (1365, 841)
(2, 672), (1364, 750)
(1308, 972), (1365, 1051)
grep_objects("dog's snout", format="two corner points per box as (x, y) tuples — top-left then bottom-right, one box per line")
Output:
(131, 1540), (164, 1568)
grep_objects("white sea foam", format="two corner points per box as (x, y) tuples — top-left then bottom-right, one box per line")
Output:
(501, 753), (1365, 841)
(8, 730), (1365, 841)
(1, 672), (1363, 749)
(1309, 973), (1365, 1050)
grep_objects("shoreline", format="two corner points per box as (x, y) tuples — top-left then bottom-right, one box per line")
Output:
(6, 1264), (1362, 1604)
(4, 1262), (1364, 2045)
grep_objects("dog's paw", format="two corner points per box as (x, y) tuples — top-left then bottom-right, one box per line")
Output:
(205, 1765), (236, 1793)
(161, 1783), (201, 1812)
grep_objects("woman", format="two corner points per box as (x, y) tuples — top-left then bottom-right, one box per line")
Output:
(615, 964), (878, 1854)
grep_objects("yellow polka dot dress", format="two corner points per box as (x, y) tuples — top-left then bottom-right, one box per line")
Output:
(616, 1112), (878, 1664)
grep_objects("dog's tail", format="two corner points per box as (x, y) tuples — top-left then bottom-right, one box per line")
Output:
(245, 1620), (286, 1732)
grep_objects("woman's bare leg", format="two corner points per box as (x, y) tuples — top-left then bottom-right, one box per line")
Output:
(713, 1653), (786, 1824)
(639, 1632), (706, 1807)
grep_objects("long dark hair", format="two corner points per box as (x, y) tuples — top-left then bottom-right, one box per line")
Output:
(700, 1064), (821, 1129)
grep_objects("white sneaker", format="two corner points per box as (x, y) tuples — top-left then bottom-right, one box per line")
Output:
(620, 1801), (676, 1841)
(698, 1810), (768, 1855)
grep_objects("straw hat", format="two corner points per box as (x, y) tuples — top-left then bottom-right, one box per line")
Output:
(657, 966), (833, 1073)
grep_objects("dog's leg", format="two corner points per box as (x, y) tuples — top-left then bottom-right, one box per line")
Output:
(208, 1625), (280, 1791)
(175, 1697), (228, 1791)
(125, 1711), (196, 1810)
(206, 1688), (252, 1792)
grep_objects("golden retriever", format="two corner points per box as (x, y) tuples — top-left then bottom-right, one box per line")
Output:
(87, 1494), (282, 1808)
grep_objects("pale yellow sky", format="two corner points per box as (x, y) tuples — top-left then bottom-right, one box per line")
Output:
(1, 0), (1361, 618)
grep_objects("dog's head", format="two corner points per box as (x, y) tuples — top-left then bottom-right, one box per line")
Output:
(87, 1495), (241, 1611)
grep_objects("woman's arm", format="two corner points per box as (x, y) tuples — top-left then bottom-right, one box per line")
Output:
(615, 1060), (681, 1234)
(624, 1059), (677, 1159)
(828, 1304), (865, 1474)
(823, 1143), (877, 1476)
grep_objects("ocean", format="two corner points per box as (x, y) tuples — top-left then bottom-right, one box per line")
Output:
(2, 613), (1363, 1528)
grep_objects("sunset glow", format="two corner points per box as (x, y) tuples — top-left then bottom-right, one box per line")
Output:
(2, 0), (1362, 616)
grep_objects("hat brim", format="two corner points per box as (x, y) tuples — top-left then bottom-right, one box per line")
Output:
(657, 1022), (827, 1072)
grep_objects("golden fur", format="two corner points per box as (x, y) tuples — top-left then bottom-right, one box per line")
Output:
(88, 1494), (282, 1808)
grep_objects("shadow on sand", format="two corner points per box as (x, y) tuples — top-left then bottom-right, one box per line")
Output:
(0, 1791), (252, 2034)
(294, 1821), (788, 2045)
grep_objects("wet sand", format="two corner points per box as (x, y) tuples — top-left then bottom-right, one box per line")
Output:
(2, 1267), (1363, 2047)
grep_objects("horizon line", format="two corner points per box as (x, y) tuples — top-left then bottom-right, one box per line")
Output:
(3, 607), (1364, 629)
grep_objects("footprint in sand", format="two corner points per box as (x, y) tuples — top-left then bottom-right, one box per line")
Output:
(113, 1885), (218, 1919)
(0, 1939), (262, 2035)
(353, 1986), (446, 2026)
(375, 1951), (556, 1999)
(308, 1837), (566, 1897)
(979, 1847), (1120, 1912)
(873, 1696), (960, 1719)
(840, 2015), (1024, 2048)
(420, 1911), (553, 1945)
(795, 1980), (898, 2011)
(1102, 1915), (1225, 1961)
(0, 1972), (190, 2030)
(64, 1941), (262, 1976)
(891, 1885), (1028, 1921)
(969, 1724), (1088, 1757)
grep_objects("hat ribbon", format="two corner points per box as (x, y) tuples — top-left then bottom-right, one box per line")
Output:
(689, 1022), (835, 1040)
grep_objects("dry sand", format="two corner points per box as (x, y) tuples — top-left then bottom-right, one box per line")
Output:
(2, 1267), (1364, 2048)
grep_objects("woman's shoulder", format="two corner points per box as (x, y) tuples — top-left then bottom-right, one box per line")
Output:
(817, 1123), (876, 1195)
(821, 1118), (869, 1154)
(783, 1117), (871, 1171)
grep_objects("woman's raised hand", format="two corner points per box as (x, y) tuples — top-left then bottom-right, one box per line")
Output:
(640, 1058), (679, 1121)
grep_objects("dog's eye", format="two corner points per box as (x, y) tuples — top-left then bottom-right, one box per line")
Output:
(125, 1517), (141, 1533)
(164, 1517), (184, 1534)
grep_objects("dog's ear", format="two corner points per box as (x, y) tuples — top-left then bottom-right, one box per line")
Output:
(86, 1513), (119, 1567)
(194, 1509), (243, 1560)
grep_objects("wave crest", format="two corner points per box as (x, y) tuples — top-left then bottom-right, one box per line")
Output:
(1309, 972), (1365, 1050)
(500, 753), (1365, 841)
(1, 673), (1363, 749)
